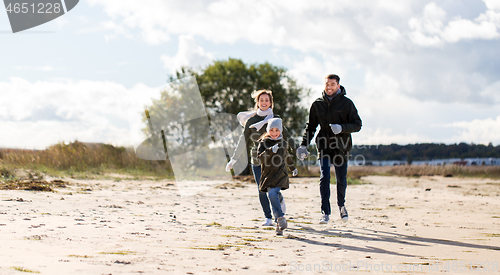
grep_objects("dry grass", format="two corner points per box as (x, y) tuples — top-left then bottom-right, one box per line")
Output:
(298, 165), (500, 179)
(351, 165), (500, 179)
(0, 179), (67, 192)
(0, 141), (173, 178)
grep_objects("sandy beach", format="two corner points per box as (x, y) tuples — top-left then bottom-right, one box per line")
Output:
(1, 174), (499, 274)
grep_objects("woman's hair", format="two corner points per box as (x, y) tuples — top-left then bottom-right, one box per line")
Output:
(251, 89), (274, 110)
(258, 132), (271, 141)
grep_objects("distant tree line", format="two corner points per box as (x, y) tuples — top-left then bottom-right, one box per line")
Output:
(351, 143), (500, 163)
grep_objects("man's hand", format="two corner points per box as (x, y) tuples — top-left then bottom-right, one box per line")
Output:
(271, 144), (279, 153)
(296, 145), (310, 160)
(329, 124), (342, 135)
(225, 159), (237, 172)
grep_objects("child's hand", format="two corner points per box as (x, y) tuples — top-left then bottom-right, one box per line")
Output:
(271, 144), (279, 153)
(292, 169), (298, 177)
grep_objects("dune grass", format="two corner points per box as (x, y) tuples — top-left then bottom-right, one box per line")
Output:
(298, 164), (500, 179)
(347, 165), (500, 179)
(0, 141), (173, 180)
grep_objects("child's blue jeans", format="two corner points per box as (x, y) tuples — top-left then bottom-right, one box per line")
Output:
(267, 187), (284, 219)
(252, 164), (284, 220)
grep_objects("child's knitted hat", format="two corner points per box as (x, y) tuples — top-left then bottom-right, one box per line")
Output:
(266, 118), (283, 133)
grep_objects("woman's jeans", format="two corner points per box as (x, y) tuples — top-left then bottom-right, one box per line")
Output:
(319, 156), (348, 215)
(252, 164), (273, 219)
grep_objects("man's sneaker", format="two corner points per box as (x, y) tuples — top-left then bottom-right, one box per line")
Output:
(319, 214), (330, 224)
(275, 223), (283, 236)
(262, 218), (273, 226)
(277, 216), (287, 230)
(279, 195), (286, 215)
(340, 206), (349, 222)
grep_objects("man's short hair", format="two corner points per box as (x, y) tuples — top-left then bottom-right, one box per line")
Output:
(325, 74), (340, 84)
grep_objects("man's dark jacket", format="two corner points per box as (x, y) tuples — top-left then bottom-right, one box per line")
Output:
(300, 85), (362, 160)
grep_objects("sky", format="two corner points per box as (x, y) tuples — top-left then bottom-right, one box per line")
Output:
(1, 0), (500, 150)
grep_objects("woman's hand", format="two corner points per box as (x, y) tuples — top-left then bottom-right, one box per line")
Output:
(225, 159), (237, 172)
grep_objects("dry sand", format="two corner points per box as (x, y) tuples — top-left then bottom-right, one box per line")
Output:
(1, 175), (499, 274)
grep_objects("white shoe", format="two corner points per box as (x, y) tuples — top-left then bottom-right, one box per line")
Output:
(280, 196), (286, 215)
(340, 206), (349, 222)
(319, 214), (330, 224)
(262, 218), (273, 226)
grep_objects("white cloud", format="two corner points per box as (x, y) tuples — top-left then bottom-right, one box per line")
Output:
(410, 3), (447, 34)
(484, 0), (500, 11)
(409, 2), (500, 47)
(369, 26), (403, 55)
(102, 20), (134, 42)
(480, 81), (500, 103)
(288, 55), (351, 86)
(87, 0), (399, 51)
(0, 120), (131, 150)
(408, 31), (443, 47)
(288, 56), (327, 87)
(15, 66), (63, 71)
(350, 71), (500, 145)
(478, 10), (500, 27)
(443, 19), (499, 42)
(83, 0), (497, 107)
(287, 55), (358, 108)
(141, 27), (170, 45)
(75, 15), (90, 24)
(442, 116), (500, 145)
(87, 0), (171, 45)
(408, 3), (446, 46)
(161, 35), (214, 74)
(84, 1), (500, 104)
(0, 77), (161, 149)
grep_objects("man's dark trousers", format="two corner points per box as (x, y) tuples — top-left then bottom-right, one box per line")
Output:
(319, 156), (348, 215)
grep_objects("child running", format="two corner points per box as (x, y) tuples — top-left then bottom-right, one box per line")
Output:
(257, 118), (298, 235)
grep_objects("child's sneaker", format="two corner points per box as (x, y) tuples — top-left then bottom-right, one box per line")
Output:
(277, 216), (287, 230)
(275, 224), (283, 236)
(319, 214), (330, 224)
(262, 218), (273, 226)
(340, 206), (348, 222)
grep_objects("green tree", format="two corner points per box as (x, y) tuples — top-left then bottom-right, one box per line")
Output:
(170, 58), (310, 136)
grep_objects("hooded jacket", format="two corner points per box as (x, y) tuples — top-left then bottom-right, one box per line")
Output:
(300, 85), (362, 160)
(232, 114), (296, 165)
(257, 138), (296, 192)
